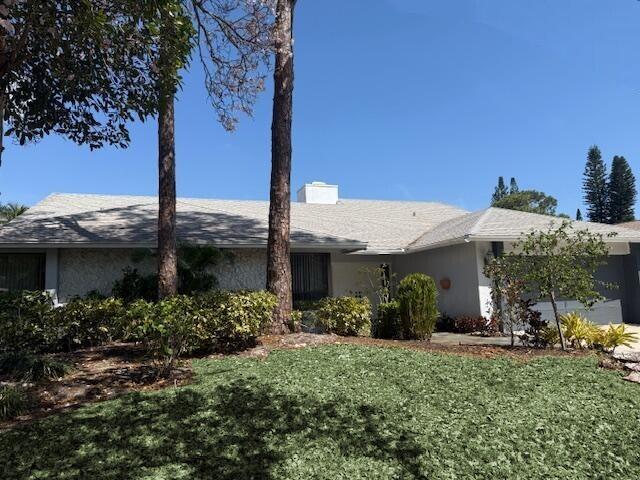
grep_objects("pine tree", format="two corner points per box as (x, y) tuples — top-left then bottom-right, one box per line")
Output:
(509, 177), (519, 194)
(576, 208), (583, 221)
(583, 146), (608, 223)
(607, 155), (636, 223)
(492, 176), (509, 205)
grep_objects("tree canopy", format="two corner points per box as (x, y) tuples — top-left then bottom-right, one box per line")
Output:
(0, 1), (193, 163)
(607, 155), (636, 223)
(582, 145), (608, 223)
(492, 189), (559, 216)
(0, 201), (27, 224)
(485, 221), (613, 350)
(491, 176), (508, 204)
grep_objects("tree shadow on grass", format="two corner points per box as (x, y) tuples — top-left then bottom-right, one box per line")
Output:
(1, 377), (427, 480)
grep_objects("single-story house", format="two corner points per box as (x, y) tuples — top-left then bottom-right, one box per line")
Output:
(2, 182), (640, 325)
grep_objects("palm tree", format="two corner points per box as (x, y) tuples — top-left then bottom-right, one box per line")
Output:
(0, 203), (28, 224)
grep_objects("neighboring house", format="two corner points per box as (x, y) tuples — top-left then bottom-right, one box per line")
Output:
(2, 182), (640, 325)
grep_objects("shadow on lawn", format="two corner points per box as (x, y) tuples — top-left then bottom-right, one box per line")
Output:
(1, 377), (427, 479)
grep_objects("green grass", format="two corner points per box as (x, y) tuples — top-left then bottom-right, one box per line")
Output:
(2, 345), (640, 479)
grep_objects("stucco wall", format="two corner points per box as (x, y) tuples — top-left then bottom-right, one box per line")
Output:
(57, 248), (268, 302)
(330, 253), (390, 306)
(392, 243), (483, 318)
(58, 249), (155, 302)
(216, 249), (266, 291)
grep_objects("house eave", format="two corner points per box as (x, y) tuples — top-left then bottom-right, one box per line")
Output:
(0, 240), (369, 252)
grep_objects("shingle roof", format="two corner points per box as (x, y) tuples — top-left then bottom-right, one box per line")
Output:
(0, 193), (467, 252)
(408, 207), (640, 251)
(620, 220), (640, 231)
(4, 195), (640, 253)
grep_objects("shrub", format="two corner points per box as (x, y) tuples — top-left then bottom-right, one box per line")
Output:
(0, 386), (28, 421)
(373, 301), (401, 339)
(396, 274), (438, 340)
(121, 296), (200, 371)
(122, 291), (277, 371)
(561, 312), (600, 349)
(111, 267), (157, 303)
(202, 290), (277, 349)
(449, 316), (498, 335)
(316, 297), (372, 336)
(289, 310), (303, 333)
(596, 324), (638, 353)
(0, 291), (54, 353)
(0, 293), (126, 354)
(0, 352), (69, 381)
(435, 313), (455, 332)
(293, 300), (320, 311)
(50, 297), (126, 351)
(520, 312), (552, 349)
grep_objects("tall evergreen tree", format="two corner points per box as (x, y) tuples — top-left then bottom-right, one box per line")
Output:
(509, 177), (519, 194)
(583, 146), (608, 223)
(491, 176), (509, 204)
(607, 155), (636, 224)
(576, 208), (583, 221)
(267, 0), (297, 332)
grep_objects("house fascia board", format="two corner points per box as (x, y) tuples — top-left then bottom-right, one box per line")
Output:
(0, 240), (368, 252)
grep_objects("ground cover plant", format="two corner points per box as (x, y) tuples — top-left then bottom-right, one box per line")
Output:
(2, 345), (639, 479)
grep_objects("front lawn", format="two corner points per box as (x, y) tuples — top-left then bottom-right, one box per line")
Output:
(2, 345), (640, 479)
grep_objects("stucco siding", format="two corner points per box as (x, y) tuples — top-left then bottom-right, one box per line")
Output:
(392, 243), (483, 318)
(216, 249), (266, 291)
(58, 249), (155, 302)
(330, 253), (389, 306)
(57, 248), (268, 302)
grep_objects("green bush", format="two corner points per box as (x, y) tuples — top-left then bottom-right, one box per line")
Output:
(122, 296), (201, 371)
(0, 352), (70, 381)
(316, 297), (371, 336)
(111, 267), (158, 303)
(0, 292), (123, 353)
(201, 290), (277, 349)
(397, 274), (438, 340)
(0, 291), (54, 353)
(0, 385), (28, 421)
(50, 297), (126, 350)
(373, 301), (401, 339)
(0, 293), (125, 353)
(289, 310), (303, 333)
(122, 291), (277, 370)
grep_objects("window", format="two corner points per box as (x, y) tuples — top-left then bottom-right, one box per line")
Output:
(291, 253), (329, 303)
(0, 253), (46, 292)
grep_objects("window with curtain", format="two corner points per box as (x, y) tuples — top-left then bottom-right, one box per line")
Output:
(0, 254), (46, 292)
(291, 253), (329, 303)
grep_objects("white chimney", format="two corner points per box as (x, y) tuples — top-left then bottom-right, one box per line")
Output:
(297, 181), (339, 204)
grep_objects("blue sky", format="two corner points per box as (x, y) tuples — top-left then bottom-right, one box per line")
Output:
(2, 0), (640, 217)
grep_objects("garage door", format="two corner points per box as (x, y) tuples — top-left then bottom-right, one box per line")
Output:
(533, 299), (622, 325)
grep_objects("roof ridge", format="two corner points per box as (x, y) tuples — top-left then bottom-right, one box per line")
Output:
(467, 208), (493, 236)
(404, 210), (478, 249)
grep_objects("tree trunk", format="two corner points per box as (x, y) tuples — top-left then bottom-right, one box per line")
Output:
(0, 89), (5, 166)
(267, 0), (296, 333)
(549, 291), (566, 350)
(157, 22), (178, 300)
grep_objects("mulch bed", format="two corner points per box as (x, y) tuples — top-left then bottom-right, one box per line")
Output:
(1, 343), (191, 430)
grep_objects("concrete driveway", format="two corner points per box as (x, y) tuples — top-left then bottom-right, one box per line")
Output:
(430, 324), (640, 352)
